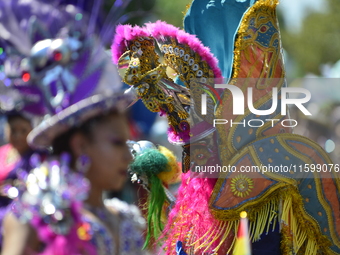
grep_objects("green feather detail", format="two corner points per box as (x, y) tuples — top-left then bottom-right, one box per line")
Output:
(130, 148), (169, 248)
(143, 174), (166, 248)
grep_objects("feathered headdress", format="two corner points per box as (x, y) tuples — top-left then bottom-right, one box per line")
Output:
(0, 0), (135, 149)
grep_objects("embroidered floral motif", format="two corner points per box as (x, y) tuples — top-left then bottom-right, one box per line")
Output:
(230, 174), (254, 197)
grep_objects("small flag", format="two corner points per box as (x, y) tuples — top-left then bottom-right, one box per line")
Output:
(233, 211), (251, 255)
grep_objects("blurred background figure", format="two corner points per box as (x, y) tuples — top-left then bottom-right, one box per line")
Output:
(0, 112), (33, 182)
(0, 112), (36, 251)
(0, 0), (149, 254)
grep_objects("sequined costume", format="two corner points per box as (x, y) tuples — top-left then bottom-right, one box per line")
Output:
(112, 0), (340, 254)
(65, 198), (145, 255)
(5, 154), (146, 255)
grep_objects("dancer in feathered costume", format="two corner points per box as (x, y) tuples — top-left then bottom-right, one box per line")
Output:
(112, 0), (340, 254)
(0, 1), (147, 254)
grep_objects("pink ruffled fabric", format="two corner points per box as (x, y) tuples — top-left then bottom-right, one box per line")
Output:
(111, 24), (149, 64)
(30, 202), (97, 255)
(111, 21), (223, 79)
(146, 21), (222, 79)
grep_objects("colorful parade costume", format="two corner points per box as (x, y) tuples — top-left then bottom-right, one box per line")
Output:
(112, 0), (340, 254)
(0, 0), (146, 254)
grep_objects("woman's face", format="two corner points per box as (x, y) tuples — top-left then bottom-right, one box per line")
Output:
(83, 113), (132, 191)
(7, 117), (32, 155)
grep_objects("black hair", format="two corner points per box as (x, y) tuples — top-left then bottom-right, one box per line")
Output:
(6, 112), (31, 125)
(51, 110), (120, 162)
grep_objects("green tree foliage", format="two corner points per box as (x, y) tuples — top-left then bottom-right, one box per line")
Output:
(153, 0), (192, 27)
(103, 0), (191, 27)
(103, 0), (156, 25)
(282, 0), (340, 76)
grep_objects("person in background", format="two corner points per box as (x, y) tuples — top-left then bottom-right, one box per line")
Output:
(0, 113), (33, 182)
(0, 112), (44, 242)
(2, 109), (145, 255)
